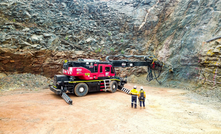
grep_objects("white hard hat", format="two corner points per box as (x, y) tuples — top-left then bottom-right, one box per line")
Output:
(140, 86), (143, 89)
(133, 85), (137, 89)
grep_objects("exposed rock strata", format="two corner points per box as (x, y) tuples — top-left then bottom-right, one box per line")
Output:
(0, 47), (144, 77)
(0, 0), (220, 89)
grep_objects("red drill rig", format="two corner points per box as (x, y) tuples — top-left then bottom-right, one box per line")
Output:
(49, 55), (164, 104)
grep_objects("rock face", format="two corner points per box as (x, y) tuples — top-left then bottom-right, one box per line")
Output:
(199, 39), (221, 88)
(0, 0), (221, 89)
(0, 47), (146, 78)
(0, 48), (107, 77)
(0, 0), (165, 54)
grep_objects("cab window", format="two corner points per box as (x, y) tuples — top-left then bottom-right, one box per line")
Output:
(111, 67), (114, 73)
(105, 67), (110, 72)
(100, 66), (103, 73)
(94, 66), (98, 72)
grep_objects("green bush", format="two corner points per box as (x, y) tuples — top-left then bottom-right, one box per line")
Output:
(95, 48), (101, 53)
(121, 50), (125, 54)
(108, 32), (112, 36)
(110, 47), (114, 52)
(65, 35), (69, 40)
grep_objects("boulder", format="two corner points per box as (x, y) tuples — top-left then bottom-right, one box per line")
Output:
(213, 45), (221, 53)
(75, 51), (84, 55)
(22, 28), (30, 32)
(47, 35), (60, 48)
(30, 35), (43, 44)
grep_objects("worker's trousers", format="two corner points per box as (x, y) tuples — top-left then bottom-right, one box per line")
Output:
(131, 95), (137, 108)
(139, 99), (145, 107)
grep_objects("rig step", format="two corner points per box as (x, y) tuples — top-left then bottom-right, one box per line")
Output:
(120, 87), (130, 94)
(61, 92), (72, 105)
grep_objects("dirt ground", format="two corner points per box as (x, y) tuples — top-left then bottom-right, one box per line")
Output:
(0, 83), (221, 134)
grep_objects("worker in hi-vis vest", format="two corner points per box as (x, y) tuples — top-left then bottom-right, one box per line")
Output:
(129, 85), (138, 108)
(138, 86), (146, 108)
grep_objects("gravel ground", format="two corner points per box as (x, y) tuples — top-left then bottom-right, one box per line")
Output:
(0, 83), (221, 134)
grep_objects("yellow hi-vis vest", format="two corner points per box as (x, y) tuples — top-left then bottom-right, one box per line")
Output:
(138, 90), (146, 98)
(129, 89), (138, 95)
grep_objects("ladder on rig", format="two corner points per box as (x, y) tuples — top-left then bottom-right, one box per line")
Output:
(120, 87), (130, 94)
(103, 79), (111, 91)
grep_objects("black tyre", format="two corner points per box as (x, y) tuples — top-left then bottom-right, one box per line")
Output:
(110, 81), (118, 93)
(74, 83), (89, 97)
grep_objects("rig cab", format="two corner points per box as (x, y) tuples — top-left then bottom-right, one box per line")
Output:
(62, 59), (116, 80)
